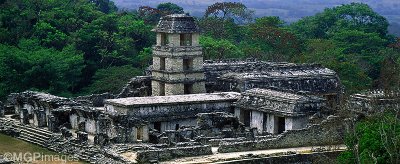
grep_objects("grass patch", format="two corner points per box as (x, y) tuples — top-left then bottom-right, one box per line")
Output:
(0, 133), (84, 163)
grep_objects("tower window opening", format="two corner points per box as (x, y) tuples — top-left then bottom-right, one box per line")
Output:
(180, 34), (192, 46)
(160, 57), (166, 70)
(183, 58), (193, 71)
(159, 82), (165, 96)
(184, 84), (193, 94)
(161, 33), (169, 46)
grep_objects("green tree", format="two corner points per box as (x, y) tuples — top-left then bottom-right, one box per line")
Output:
(33, 21), (68, 49)
(138, 2), (184, 25)
(88, 0), (117, 14)
(339, 112), (400, 164)
(157, 2), (184, 14)
(290, 3), (390, 40)
(200, 36), (244, 60)
(136, 48), (152, 69)
(204, 2), (254, 24)
(247, 16), (300, 61)
(83, 65), (142, 94)
(296, 39), (372, 93)
(0, 41), (84, 99)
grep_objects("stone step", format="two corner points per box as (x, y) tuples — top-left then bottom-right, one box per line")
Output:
(17, 125), (53, 136)
(20, 130), (49, 140)
(20, 129), (51, 140)
(18, 132), (47, 144)
(17, 136), (45, 147)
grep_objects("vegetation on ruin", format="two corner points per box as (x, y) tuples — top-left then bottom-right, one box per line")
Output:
(338, 111), (400, 164)
(0, 1), (399, 99)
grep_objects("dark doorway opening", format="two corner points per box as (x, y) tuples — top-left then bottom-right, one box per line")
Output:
(161, 33), (168, 46)
(183, 58), (193, 71)
(160, 57), (165, 70)
(243, 110), (251, 127)
(159, 82), (165, 96)
(154, 122), (161, 132)
(184, 84), (193, 94)
(278, 117), (285, 134)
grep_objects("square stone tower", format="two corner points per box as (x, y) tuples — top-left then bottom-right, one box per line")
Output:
(151, 14), (206, 96)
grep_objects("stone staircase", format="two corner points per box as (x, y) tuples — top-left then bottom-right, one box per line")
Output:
(16, 125), (54, 147)
(0, 117), (127, 164)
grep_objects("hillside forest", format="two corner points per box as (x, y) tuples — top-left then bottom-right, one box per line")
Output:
(1, 0), (400, 100)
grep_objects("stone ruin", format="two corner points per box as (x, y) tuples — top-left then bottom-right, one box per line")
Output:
(234, 88), (325, 134)
(347, 89), (400, 114)
(0, 14), (348, 163)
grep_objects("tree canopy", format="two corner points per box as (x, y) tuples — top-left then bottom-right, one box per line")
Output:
(0, 1), (399, 100)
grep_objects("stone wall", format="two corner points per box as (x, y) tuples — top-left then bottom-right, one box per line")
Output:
(347, 89), (400, 114)
(108, 102), (233, 122)
(117, 76), (152, 98)
(235, 88), (325, 115)
(204, 59), (322, 84)
(136, 145), (212, 162)
(203, 59), (341, 97)
(218, 115), (346, 153)
(215, 151), (342, 164)
(73, 93), (115, 107)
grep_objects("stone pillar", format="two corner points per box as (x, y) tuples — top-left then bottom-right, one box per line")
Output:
(33, 110), (38, 126)
(36, 109), (47, 127)
(250, 110), (263, 134)
(142, 125), (149, 142)
(127, 127), (138, 143)
(20, 108), (29, 124)
(266, 113), (277, 134)
(48, 115), (58, 132)
(285, 117), (293, 131)
(234, 108), (241, 119)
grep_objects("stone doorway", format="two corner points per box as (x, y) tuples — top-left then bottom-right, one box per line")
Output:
(277, 117), (285, 134)
(242, 110), (251, 127)
(154, 122), (161, 132)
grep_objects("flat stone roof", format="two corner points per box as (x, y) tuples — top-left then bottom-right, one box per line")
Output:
(105, 92), (240, 107)
(221, 68), (337, 79)
(244, 88), (324, 103)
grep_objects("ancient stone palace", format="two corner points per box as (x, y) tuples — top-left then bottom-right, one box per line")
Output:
(0, 14), (347, 163)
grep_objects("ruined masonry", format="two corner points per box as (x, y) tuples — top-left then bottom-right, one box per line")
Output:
(0, 14), (348, 163)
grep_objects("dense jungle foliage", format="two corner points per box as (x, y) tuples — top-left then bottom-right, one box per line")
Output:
(0, 1), (399, 99)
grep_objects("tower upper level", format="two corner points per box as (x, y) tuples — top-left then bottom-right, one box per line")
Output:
(153, 14), (200, 34)
(152, 14), (201, 48)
